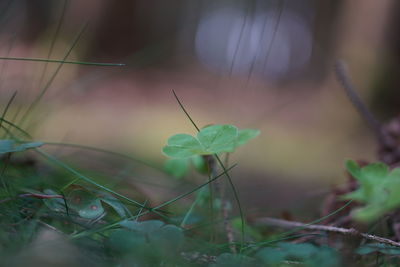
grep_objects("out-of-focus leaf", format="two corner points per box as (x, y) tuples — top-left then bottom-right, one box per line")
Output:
(162, 134), (204, 158)
(95, 190), (128, 218)
(236, 129), (260, 146)
(164, 158), (189, 178)
(191, 155), (208, 174)
(342, 160), (400, 222)
(197, 124), (238, 154)
(67, 189), (104, 219)
(120, 220), (164, 233)
(113, 220), (184, 261)
(162, 125), (259, 159)
(256, 242), (340, 267)
(108, 229), (145, 255)
(210, 253), (257, 267)
(356, 243), (400, 255)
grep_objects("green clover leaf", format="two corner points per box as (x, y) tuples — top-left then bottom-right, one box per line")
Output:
(197, 124), (238, 153)
(162, 124), (259, 159)
(162, 134), (204, 158)
(237, 129), (260, 146)
(342, 160), (400, 222)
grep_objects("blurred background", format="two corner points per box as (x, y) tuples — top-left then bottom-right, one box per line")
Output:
(0, 0), (399, 218)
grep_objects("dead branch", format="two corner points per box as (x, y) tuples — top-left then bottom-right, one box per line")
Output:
(334, 60), (384, 144)
(256, 217), (400, 248)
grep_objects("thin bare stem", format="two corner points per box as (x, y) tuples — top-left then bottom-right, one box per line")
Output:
(172, 90), (200, 132)
(0, 193), (64, 204)
(256, 217), (400, 248)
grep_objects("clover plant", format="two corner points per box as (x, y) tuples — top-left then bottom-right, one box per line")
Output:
(342, 160), (400, 222)
(162, 124), (259, 178)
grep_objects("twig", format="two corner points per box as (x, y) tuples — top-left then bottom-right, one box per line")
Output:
(0, 193), (64, 204)
(256, 217), (400, 248)
(334, 60), (384, 144)
(17, 193), (64, 199)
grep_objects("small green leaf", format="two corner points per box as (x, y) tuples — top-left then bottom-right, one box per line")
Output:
(95, 190), (128, 218)
(162, 134), (204, 158)
(256, 243), (340, 267)
(353, 205), (385, 222)
(237, 129), (260, 146)
(67, 189), (104, 219)
(256, 248), (286, 265)
(356, 243), (400, 255)
(164, 158), (189, 178)
(345, 160), (361, 179)
(343, 161), (400, 222)
(197, 124), (238, 153)
(360, 162), (389, 181)
(191, 155), (208, 174)
(278, 242), (319, 258)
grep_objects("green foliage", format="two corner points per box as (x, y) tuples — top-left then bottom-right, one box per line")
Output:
(2, 30), (397, 265)
(236, 129), (260, 146)
(95, 190), (129, 218)
(256, 242), (340, 267)
(232, 217), (262, 241)
(162, 124), (259, 181)
(164, 155), (208, 179)
(356, 243), (400, 255)
(42, 189), (68, 213)
(342, 160), (400, 222)
(163, 134), (204, 158)
(210, 253), (257, 267)
(197, 124), (238, 154)
(162, 124), (259, 159)
(67, 188), (105, 219)
(108, 220), (185, 265)
(191, 155), (208, 174)
(164, 158), (190, 179)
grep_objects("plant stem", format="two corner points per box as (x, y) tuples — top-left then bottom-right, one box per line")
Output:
(208, 155), (236, 253)
(256, 217), (400, 248)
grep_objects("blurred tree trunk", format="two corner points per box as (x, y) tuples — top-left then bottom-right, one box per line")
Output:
(370, 1), (400, 119)
(335, 0), (394, 118)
